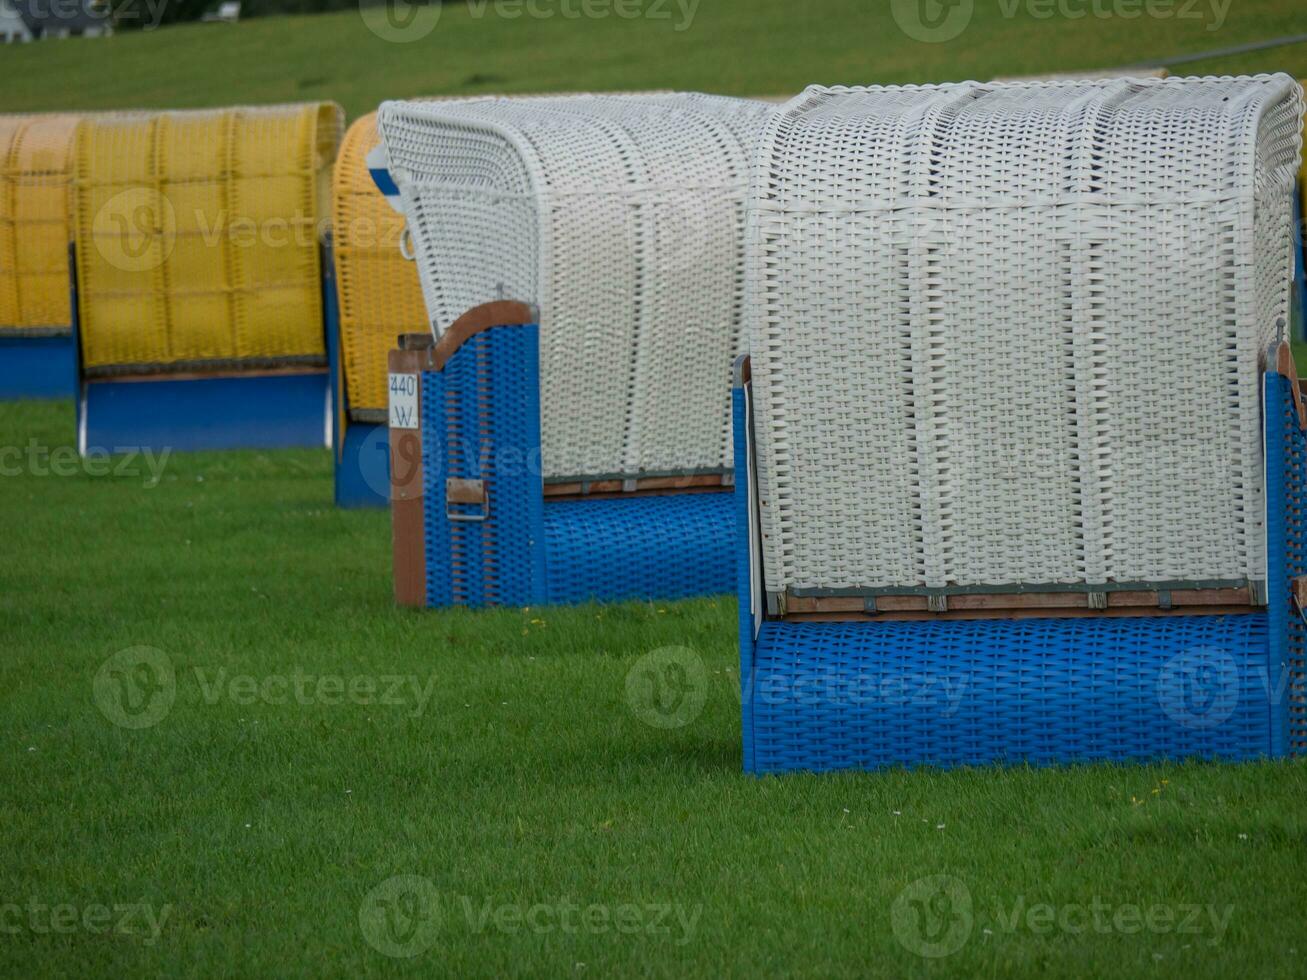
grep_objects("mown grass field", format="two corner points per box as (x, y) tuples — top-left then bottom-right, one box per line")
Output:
(4, 2), (1307, 976)
(2, 400), (1306, 978)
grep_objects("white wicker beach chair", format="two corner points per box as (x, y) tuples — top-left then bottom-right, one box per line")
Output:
(375, 93), (772, 606)
(735, 75), (1306, 772)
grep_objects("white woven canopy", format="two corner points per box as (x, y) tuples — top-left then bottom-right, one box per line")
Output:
(376, 93), (771, 482)
(746, 75), (1304, 596)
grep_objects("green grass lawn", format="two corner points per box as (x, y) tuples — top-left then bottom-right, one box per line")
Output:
(4, 2), (1307, 975)
(2, 399), (1306, 977)
(0, 0), (1303, 117)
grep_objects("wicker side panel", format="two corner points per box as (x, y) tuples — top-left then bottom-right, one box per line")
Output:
(1300, 81), (1307, 247)
(377, 93), (769, 481)
(74, 103), (343, 371)
(0, 116), (18, 328)
(0, 114), (78, 332)
(1276, 372), (1307, 754)
(748, 614), (1272, 773)
(333, 111), (428, 413)
(542, 493), (734, 605)
(748, 76), (1304, 594)
(423, 326), (545, 608)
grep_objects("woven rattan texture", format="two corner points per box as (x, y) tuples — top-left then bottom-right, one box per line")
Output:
(735, 366), (1299, 774)
(1272, 373), (1306, 753)
(75, 103), (343, 371)
(0, 114), (79, 332)
(377, 93), (771, 481)
(333, 111), (426, 413)
(543, 493), (734, 605)
(333, 94), (657, 413)
(422, 327), (545, 608)
(420, 323), (735, 607)
(747, 76), (1304, 594)
(744, 614), (1273, 773)
(1301, 80), (1307, 240)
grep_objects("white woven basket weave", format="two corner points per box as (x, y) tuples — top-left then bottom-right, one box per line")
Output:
(376, 93), (771, 482)
(746, 75), (1304, 595)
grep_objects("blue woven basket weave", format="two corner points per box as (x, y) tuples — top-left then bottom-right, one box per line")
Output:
(418, 321), (734, 608)
(735, 366), (1304, 774)
(1275, 367), (1307, 755)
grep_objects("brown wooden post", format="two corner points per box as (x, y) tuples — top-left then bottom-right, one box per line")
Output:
(389, 334), (433, 606)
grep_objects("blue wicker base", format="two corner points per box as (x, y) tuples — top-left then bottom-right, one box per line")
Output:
(80, 371), (330, 454)
(0, 333), (74, 400)
(745, 615), (1274, 774)
(421, 323), (735, 608)
(1272, 370), (1306, 755)
(734, 362), (1302, 775)
(543, 493), (734, 605)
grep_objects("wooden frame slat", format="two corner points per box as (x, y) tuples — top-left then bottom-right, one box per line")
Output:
(781, 586), (1255, 621)
(388, 346), (427, 606)
(543, 473), (731, 500)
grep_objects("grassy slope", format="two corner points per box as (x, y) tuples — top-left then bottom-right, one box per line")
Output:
(0, 1), (1303, 118)
(3, 2), (1307, 975)
(1, 403), (1306, 979)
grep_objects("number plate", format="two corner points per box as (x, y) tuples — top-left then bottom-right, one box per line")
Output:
(388, 372), (419, 429)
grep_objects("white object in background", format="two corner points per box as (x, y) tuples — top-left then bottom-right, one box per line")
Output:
(202, 2), (241, 22)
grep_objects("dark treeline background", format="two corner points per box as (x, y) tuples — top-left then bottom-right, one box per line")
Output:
(111, 0), (446, 29)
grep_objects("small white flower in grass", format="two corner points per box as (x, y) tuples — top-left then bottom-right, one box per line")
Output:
(345, 789), (352, 794)
(983, 928), (992, 935)
(892, 810), (901, 816)
(27, 746), (35, 752)
(244, 823), (251, 828)
(936, 824), (945, 830)
(842, 808), (850, 813)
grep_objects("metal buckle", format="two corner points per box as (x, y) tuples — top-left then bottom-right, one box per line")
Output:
(445, 478), (489, 522)
(1286, 577), (1307, 628)
(1291, 577), (1307, 625)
